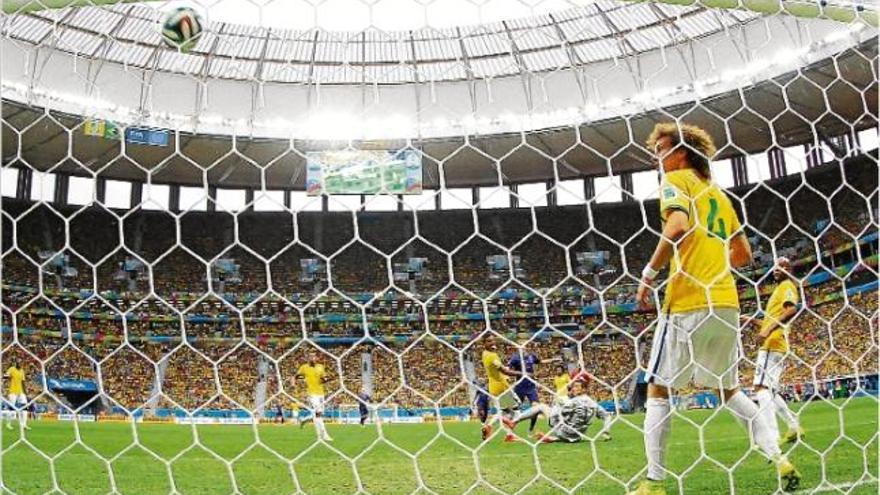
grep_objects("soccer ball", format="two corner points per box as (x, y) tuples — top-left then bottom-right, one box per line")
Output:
(161, 7), (203, 52)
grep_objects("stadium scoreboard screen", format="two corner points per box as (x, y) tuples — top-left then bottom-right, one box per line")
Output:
(306, 149), (423, 195)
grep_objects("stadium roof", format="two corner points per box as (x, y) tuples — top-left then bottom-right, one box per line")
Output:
(2, 1), (761, 83)
(0, 1), (876, 188)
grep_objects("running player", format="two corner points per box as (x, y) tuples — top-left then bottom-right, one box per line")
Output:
(481, 336), (522, 442)
(292, 351), (332, 442)
(357, 391), (371, 427)
(741, 257), (805, 445)
(630, 122), (799, 495)
(507, 344), (561, 434)
(4, 361), (29, 431)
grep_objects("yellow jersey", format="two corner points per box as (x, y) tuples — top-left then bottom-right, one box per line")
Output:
(482, 350), (509, 396)
(760, 279), (799, 353)
(659, 169), (742, 313)
(5, 367), (24, 395)
(297, 363), (326, 396)
(553, 373), (571, 398)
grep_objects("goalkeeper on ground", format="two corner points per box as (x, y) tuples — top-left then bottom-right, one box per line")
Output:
(502, 377), (612, 443)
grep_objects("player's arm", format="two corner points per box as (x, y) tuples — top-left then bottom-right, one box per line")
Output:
(636, 209), (690, 308)
(539, 357), (563, 364)
(758, 301), (798, 339)
(496, 359), (522, 377)
(728, 232), (752, 268)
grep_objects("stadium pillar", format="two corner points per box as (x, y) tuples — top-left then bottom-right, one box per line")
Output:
(768, 148), (786, 179)
(207, 186), (217, 212)
(131, 181), (143, 208)
(584, 177), (595, 200)
(169, 185), (181, 213)
(620, 172), (634, 202)
(510, 184), (519, 208)
(54, 173), (69, 206)
(731, 156), (749, 187)
(245, 188), (254, 211)
(16, 166), (31, 200)
(96, 178), (106, 204)
(283, 189), (291, 209)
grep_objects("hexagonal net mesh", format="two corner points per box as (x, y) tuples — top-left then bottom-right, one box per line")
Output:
(0, 1), (878, 494)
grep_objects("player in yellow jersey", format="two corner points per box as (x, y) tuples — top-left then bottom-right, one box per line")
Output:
(552, 365), (571, 406)
(742, 257), (804, 445)
(292, 351), (332, 442)
(480, 336), (522, 442)
(629, 123), (799, 495)
(4, 361), (30, 430)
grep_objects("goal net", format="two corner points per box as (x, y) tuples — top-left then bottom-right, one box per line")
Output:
(0, 0), (877, 494)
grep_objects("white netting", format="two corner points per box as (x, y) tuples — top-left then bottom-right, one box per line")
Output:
(0, 0), (878, 494)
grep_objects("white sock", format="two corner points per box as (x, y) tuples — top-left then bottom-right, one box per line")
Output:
(726, 390), (781, 459)
(19, 410), (27, 428)
(314, 416), (327, 438)
(644, 397), (671, 481)
(773, 394), (799, 431)
(600, 413), (613, 436)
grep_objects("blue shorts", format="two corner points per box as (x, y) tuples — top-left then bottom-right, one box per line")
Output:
(514, 387), (538, 403)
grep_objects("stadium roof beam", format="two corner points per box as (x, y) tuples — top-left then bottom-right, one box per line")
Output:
(306, 30), (319, 110)
(85, 5), (135, 96)
(647, 2), (698, 81)
(619, 0), (877, 26)
(596, 6), (643, 91)
(406, 33), (424, 130)
(501, 21), (534, 112)
(548, 13), (587, 105)
(455, 27), (478, 114)
(194, 24), (225, 119)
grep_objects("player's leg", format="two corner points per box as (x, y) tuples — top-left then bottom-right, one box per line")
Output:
(763, 355), (803, 444)
(584, 396), (612, 441)
(630, 312), (679, 495)
(495, 392), (519, 441)
(506, 403), (551, 428)
(4, 395), (13, 429)
(19, 396), (28, 429)
(310, 396), (331, 441)
(774, 393), (803, 443)
(524, 391), (541, 432)
(752, 350), (783, 449)
(695, 309), (799, 492)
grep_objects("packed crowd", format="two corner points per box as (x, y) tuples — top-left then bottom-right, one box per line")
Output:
(0, 159), (876, 413)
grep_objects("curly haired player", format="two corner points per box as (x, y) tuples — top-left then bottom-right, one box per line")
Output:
(630, 122), (799, 495)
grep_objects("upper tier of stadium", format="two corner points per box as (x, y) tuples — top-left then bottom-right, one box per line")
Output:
(1, 0), (877, 145)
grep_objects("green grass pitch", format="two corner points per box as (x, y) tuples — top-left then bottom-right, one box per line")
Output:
(0, 397), (876, 495)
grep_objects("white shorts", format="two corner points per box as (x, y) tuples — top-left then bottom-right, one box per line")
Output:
(7, 394), (26, 407)
(308, 395), (325, 414)
(646, 308), (740, 390)
(753, 350), (786, 391)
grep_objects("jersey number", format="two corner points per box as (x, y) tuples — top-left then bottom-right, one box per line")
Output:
(706, 198), (728, 239)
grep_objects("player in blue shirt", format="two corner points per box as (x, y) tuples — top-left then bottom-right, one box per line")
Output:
(358, 391), (371, 427)
(508, 348), (562, 434)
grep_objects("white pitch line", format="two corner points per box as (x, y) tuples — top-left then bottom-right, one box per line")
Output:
(792, 479), (877, 494)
